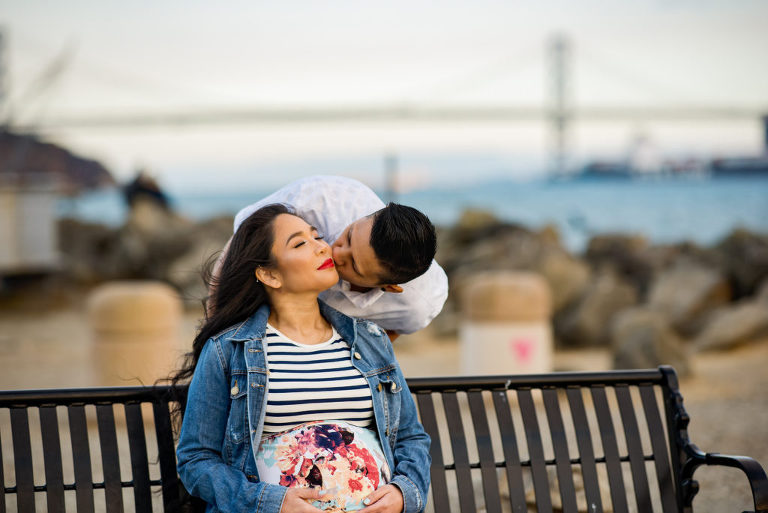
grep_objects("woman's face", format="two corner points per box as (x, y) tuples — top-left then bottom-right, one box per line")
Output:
(266, 213), (339, 294)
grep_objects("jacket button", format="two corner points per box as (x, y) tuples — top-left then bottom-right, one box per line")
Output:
(230, 384), (239, 396)
(390, 382), (398, 393)
(354, 352), (362, 360)
(377, 383), (382, 392)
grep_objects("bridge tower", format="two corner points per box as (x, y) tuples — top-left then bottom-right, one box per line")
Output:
(548, 33), (572, 177)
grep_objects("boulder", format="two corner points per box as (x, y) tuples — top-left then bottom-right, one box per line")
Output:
(537, 250), (591, 313)
(647, 261), (731, 337)
(713, 229), (768, 299)
(116, 197), (194, 280)
(695, 301), (768, 351)
(167, 216), (234, 305)
(585, 234), (653, 294)
(756, 278), (768, 304)
(611, 308), (690, 376)
(554, 269), (638, 347)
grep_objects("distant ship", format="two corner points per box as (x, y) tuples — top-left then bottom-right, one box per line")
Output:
(709, 156), (768, 177)
(572, 115), (768, 179)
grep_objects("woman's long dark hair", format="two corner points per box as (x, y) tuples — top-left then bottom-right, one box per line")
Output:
(168, 203), (291, 428)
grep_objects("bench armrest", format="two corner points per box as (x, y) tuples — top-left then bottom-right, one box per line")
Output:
(682, 450), (768, 513)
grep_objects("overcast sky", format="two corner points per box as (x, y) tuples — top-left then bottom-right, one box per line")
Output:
(1, 0), (767, 190)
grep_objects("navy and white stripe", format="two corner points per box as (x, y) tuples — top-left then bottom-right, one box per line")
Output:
(263, 324), (374, 434)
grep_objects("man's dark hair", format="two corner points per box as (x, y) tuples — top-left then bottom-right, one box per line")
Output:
(369, 202), (437, 284)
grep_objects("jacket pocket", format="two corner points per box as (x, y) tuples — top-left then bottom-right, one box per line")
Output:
(376, 373), (403, 444)
(226, 373), (248, 445)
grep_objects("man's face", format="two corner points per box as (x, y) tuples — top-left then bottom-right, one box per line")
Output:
(331, 216), (387, 288)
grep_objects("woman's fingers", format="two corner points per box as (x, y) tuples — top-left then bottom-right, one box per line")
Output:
(280, 487), (327, 512)
(359, 484), (404, 513)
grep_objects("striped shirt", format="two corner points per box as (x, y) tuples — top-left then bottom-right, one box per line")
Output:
(262, 323), (374, 434)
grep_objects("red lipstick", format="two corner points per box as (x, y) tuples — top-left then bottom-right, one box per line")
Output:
(317, 258), (335, 270)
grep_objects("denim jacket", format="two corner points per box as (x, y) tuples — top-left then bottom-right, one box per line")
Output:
(177, 301), (431, 513)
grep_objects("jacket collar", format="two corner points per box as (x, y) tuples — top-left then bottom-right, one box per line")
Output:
(228, 299), (358, 345)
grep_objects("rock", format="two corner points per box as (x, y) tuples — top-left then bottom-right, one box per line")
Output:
(611, 308), (690, 376)
(167, 216), (234, 305)
(585, 234), (653, 294)
(695, 301), (768, 351)
(441, 217), (588, 319)
(538, 250), (591, 313)
(117, 197), (194, 280)
(454, 208), (498, 233)
(713, 229), (768, 299)
(555, 268), (638, 347)
(58, 218), (123, 282)
(647, 261), (731, 337)
(756, 278), (768, 304)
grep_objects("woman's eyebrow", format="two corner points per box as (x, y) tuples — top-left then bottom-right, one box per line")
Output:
(286, 226), (318, 246)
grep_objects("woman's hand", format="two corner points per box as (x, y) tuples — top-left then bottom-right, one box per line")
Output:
(280, 487), (327, 513)
(359, 484), (404, 513)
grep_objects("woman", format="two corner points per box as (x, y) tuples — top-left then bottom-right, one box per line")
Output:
(175, 204), (431, 513)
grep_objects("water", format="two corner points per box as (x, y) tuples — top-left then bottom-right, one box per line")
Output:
(59, 176), (768, 253)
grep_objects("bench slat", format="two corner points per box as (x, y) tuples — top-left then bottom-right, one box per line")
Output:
(0, 420), (5, 513)
(615, 385), (652, 511)
(153, 399), (180, 511)
(415, 393), (451, 512)
(566, 388), (604, 512)
(491, 390), (528, 513)
(517, 388), (554, 512)
(639, 385), (678, 513)
(591, 386), (629, 513)
(442, 392), (477, 513)
(96, 404), (124, 513)
(68, 405), (95, 513)
(125, 403), (152, 513)
(468, 391), (502, 513)
(542, 388), (579, 513)
(10, 407), (36, 512)
(39, 406), (65, 513)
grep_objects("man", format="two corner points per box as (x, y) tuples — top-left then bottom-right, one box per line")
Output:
(215, 175), (448, 340)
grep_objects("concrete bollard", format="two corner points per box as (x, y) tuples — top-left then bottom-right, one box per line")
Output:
(459, 271), (553, 375)
(86, 281), (182, 386)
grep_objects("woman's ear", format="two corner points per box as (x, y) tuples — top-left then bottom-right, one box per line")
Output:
(255, 267), (282, 289)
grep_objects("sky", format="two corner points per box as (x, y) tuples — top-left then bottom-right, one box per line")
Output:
(1, 0), (767, 191)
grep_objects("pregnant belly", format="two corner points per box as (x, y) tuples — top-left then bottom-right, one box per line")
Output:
(255, 421), (391, 512)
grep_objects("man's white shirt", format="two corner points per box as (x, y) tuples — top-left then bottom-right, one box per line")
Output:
(234, 175), (448, 334)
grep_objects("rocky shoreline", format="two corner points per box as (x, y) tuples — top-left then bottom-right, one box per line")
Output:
(54, 200), (768, 373)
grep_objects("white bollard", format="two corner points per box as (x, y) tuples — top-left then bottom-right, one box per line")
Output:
(86, 280), (182, 386)
(459, 271), (553, 375)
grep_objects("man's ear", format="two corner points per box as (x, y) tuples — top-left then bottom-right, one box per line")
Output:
(255, 267), (282, 289)
(380, 284), (403, 294)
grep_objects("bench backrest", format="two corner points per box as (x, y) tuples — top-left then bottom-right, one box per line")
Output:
(408, 367), (685, 513)
(0, 367), (688, 512)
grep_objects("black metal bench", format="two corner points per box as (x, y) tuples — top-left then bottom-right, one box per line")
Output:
(1, 366), (766, 512)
